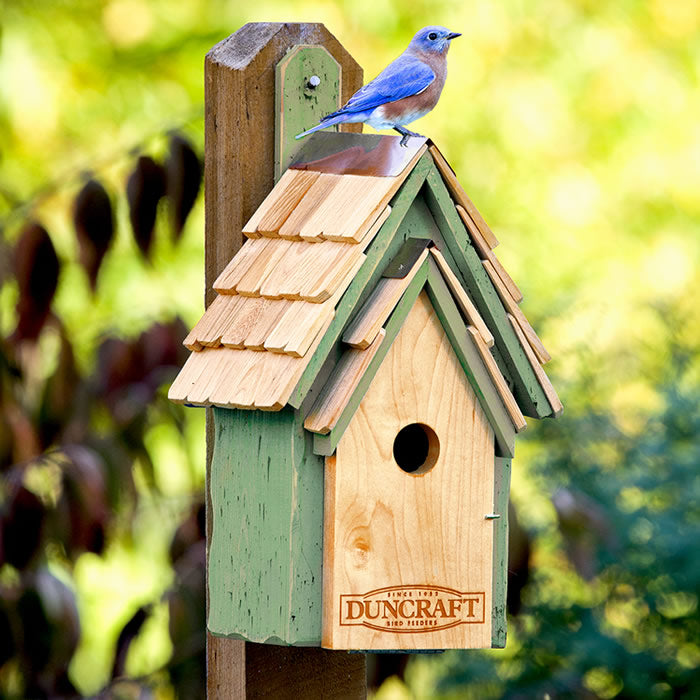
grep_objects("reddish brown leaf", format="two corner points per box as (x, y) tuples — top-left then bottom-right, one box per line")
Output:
(0, 483), (46, 569)
(16, 568), (80, 683)
(39, 327), (81, 449)
(166, 134), (202, 240)
(169, 499), (205, 565)
(553, 487), (617, 580)
(60, 446), (108, 556)
(126, 155), (166, 259)
(73, 179), (114, 291)
(140, 318), (190, 381)
(13, 222), (60, 341)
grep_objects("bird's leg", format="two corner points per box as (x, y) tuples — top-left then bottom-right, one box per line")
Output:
(394, 125), (424, 147)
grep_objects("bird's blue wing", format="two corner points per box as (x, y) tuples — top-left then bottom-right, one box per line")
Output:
(324, 55), (435, 120)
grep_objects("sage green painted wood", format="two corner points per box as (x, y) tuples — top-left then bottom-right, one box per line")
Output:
(288, 153), (433, 409)
(491, 457), (512, 648)
(426, 258), (516, 458)
(275, 46), (341, 180)
(423, 165), (552, 419)
(312, 260), (429, 456)
(421, 169), (515, 386)
(393, 190), (511, 383)
(313, 255), (518, 458)
(208, 406), (324, 645)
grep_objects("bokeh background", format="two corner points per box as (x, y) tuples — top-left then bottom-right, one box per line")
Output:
(1, 0), (699, 698)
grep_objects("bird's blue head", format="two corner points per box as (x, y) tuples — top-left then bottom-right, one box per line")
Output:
(407, 26), (461, 55)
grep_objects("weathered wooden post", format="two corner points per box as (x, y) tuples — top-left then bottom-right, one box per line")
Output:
(202, 23), (365, 697)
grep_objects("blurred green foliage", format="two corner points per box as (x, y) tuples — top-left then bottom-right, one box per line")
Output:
(1, 0), (699, 698)
(399, 333), (700, 698)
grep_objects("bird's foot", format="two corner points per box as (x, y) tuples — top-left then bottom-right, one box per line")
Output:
(394, 126), (424, 148)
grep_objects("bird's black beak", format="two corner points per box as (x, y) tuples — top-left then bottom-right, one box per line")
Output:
(446, 32), (462, 40)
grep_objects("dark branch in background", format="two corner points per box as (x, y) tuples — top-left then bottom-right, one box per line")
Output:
(0, 110), (203, 231)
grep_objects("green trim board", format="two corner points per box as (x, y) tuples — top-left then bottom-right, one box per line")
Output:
(491, 457), (512, 648)
(275, 46), (341, 181)
(208, 406), (324, 644)
(311, 255), (518, 458)
(406, 191), (510, 376)
(288, 153), (433, 409)
(425, 258), (517, 458)
(312, 259), (429, 456)
(423, 165), (552, 419)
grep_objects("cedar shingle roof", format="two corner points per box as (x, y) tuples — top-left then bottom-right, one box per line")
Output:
(168, 133), (562, 425)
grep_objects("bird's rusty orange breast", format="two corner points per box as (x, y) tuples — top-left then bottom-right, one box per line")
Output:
(380, 51), (448, 121)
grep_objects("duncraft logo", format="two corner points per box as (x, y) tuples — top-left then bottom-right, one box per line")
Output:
(340, 585), (485, 633)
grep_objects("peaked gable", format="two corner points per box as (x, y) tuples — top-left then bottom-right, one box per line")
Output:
(304, 245), (526, 459)
(169, 133), (561, 429)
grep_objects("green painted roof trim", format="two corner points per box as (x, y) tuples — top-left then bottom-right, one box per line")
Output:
(310, 254), (519, 459)
(289, 149), (552, 420)
(423, 165), (552, 419)
(312, 258), (429, 456)
(425, 258), (517, 458)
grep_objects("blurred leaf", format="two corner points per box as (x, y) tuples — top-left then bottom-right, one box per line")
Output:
(169, 499), (204, 566)
(126, 155), (166, 260)
(2, 397), (42, 466)
(139, 318), (190, 384)
(0, 481), (45, 570)
(15, 568), (80, 697)
(165, 539), (205, 699)
(73, 178), (115, 292)
(507, 501), (531, 616)
(96, 320), (189, 429)
(165, 134), (201, 241)
(12, 221), (60, 341)
(553, 487), (617, 580)
(59, 445), (108, 557)
(0, 595), (16, 669)
(111, 605), (149, 680)
(38, 326), (81, 449)
(87, 436), (136, 514)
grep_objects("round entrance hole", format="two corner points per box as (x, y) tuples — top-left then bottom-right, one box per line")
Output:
(392, 423), (439, 475)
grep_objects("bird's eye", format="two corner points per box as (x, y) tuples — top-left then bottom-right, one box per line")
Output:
(428, 32), (437, 40)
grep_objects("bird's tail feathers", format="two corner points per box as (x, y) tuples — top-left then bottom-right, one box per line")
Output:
(295, 114), (347, 140)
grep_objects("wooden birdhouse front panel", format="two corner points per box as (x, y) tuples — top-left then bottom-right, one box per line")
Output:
(323, 291), (495, 650)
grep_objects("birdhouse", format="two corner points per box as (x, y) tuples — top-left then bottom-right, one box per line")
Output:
(169, 132), (562, 651)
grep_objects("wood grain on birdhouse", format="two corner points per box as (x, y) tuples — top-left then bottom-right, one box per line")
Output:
(323, 292), (495, 650)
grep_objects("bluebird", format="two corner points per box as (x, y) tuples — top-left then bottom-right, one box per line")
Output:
(296, 26), (460, 147)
